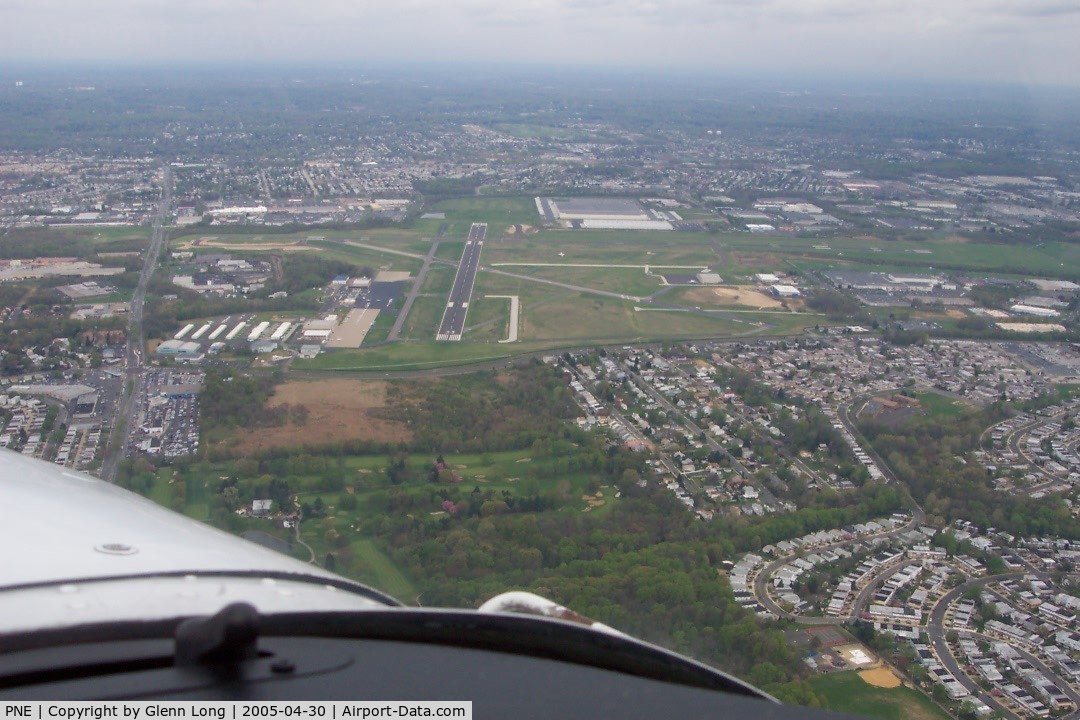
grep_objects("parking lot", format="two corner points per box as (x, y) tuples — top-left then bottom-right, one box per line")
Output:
(130, 369), (204, 458)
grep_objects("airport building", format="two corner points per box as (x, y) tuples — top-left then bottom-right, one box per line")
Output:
(155, 340), (202, 357)
(771, 285), (802, 298)
(536, 197), (674, 230)
(1011, 304), (1061, 318)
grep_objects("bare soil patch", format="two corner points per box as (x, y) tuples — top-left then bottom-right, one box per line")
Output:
(858, 667), (901, 689)
(230, 379), (411, 452)
(374, 270), (412, 282)
(682, 285), (784, 309)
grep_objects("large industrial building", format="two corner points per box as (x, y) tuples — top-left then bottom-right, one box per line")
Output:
(535, 197), (675, 230)
(155, 340), (202, 357)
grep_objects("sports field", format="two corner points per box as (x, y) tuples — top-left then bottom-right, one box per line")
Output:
(809, 670), (949, 720)
(804, 625), (848, 647)
(914, 391), (972, 420)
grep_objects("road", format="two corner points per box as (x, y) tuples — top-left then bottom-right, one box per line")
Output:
(331, 236), (786, 340)
(744, 390), (929, 621)
(836, 392), (928, 525)
(388, 222), (446, 341)
(849, 557), (915, 619)
(750, 514), (925, 623)
(100, 166), (172, 482)
(484, 266), (645, 303)
(436, 223), (486, 341)
(486, 295), (520, 343)
(1009, 644), (1080, 718)
(615, 358), (787, 507)
(565, 363), (663, 472)
(698, 356), (838, 489)
(994, 406), (1076, 492)
(926, 572), (1033, 720)
(339, 239), (431, 261)
(928, 573), (1080, 720)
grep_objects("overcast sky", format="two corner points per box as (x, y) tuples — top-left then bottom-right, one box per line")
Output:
(2, 0), (1079, 86)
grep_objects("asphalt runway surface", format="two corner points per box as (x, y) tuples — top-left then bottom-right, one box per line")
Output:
(437, 223), (486, 341)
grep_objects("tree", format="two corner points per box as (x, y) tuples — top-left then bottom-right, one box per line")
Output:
(268, 478), (291, 509)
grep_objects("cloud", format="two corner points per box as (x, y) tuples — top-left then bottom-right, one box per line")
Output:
(0, 0), (1076, 85)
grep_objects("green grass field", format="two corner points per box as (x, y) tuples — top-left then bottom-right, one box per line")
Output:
(914, 391), (971, 420)
(346, 539), (416, 601)
(719, 234), (1080, 279)
(419, 265), (455, 296)
(436, 240), (465, 261)
(88, 288), (136, 304)
(432, 197), (540, 226)
(483, 231), (717, 268)
(463, 295), (514, 343)
(523, 294), (750, 342)
(516, 265), (667, 297)
(296, 295), (813, 371)
(362, 308), (398, 345)
(309, 240), (423, 275)
(88, 227), (153, 243)
(809, 671), (949, 720)
(491, 123), (589, 141)
(400, 295), (448, 341)
(294, 340), (536, 371)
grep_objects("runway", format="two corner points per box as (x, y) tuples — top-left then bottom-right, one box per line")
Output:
(436, 222), (486, 341)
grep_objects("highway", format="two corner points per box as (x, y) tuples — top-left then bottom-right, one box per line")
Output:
(100, 167), (172, 482)
(436, 222), (485, 341)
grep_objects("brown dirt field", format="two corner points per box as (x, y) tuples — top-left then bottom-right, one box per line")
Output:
(859, 667), (901, 689)
(229, 379), (411, 452)
(504, 224), (538, 235)
(682, 285), (784, 309)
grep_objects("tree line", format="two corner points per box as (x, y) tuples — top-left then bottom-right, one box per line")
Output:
(860, 406), (1080, 538)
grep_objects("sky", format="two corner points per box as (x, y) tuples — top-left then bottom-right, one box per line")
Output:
(2, 0), (1079, 86)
